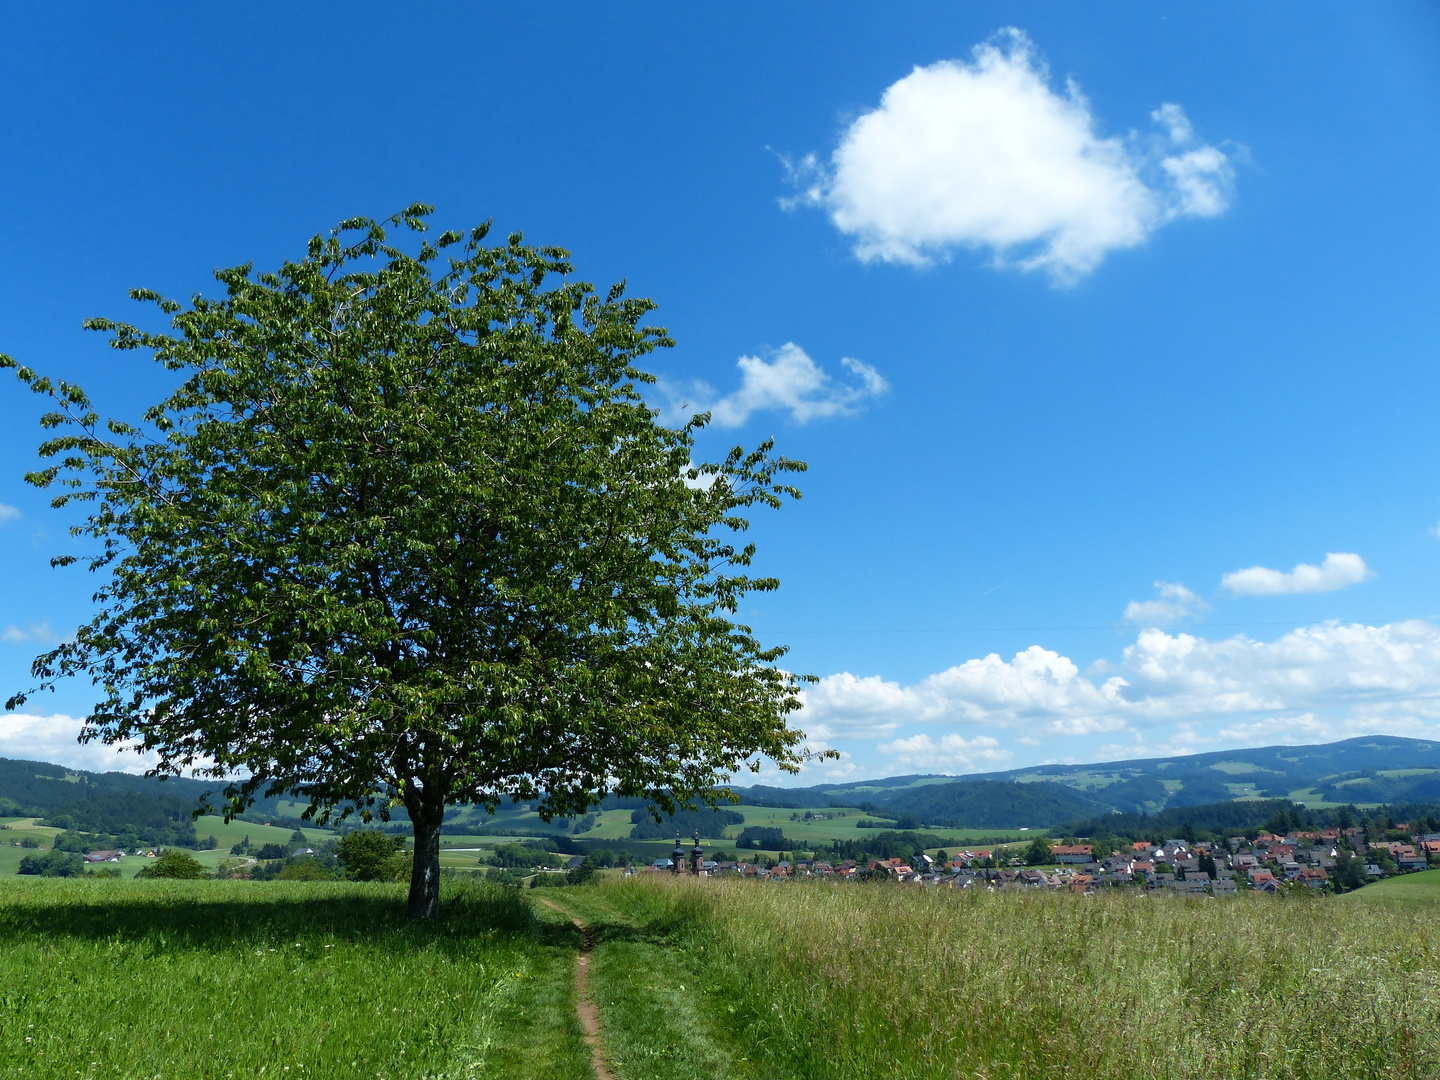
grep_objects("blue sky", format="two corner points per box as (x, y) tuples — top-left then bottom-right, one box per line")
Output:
(1, 6), (1439, 780)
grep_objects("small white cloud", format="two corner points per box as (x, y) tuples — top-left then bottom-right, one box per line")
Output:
(679, 463), (720, 491)
(878, 732), (1012, 773)
(1123, 581), (1208, 625)
(657, 343), (887, 429)
(1221, 553), (1373, 596)
(0, 503), (20, 523)
(785, 29), (1234, 284)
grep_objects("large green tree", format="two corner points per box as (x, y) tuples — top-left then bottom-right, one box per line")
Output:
(4, 206), (813, 917)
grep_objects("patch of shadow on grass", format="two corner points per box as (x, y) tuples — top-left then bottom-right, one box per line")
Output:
(0, 879), (579, 956)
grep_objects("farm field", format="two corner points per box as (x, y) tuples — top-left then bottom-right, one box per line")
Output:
(192, 814), (336, 850)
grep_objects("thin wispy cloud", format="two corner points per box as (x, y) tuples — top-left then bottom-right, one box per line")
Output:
(782, 28), (1235, 284)
(1221, 552), (1373, 596)
(0, 503), (21, 524)
(1, 620), (57, 645)
(657, 342), (887, 429)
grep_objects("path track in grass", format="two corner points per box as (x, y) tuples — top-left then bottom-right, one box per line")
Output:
(538, 897), (615, 1080)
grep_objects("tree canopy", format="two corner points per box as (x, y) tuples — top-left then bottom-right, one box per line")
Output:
(4, 205), (814, 916)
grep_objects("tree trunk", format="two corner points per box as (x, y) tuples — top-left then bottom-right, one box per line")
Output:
(408, 809), (443, 919)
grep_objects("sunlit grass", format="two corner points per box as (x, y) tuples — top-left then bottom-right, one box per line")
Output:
(1342, 867), (1440, 909)
(583, 876), (1440, 1079)
(0, 877), (591, 1080)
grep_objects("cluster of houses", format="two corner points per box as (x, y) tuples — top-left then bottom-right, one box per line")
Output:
(79, 848), (161, 863)
(641, 826), (1440, 895)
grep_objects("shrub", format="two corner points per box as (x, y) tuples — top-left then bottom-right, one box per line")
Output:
(18, 849), (83, 877)
(19, 836), (40, 849)
(136, 850), (207, 879)
(735, 826), (791, 850)
(335, 830), (408, 881)
(52, 829), (117, 854)
(275, 856), (335, 881)
(490, 842), (545, 869)
(1025, 836), (1052, 865)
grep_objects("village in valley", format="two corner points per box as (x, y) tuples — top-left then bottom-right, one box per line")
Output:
(643, 825), (1440, 895)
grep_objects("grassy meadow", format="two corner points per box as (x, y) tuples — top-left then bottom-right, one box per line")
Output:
(0, 877), (592, 1080)
(6, 872), (1439, 1079)
(557, 877), (1440, 1080)
(1340, 866), (1440, 908)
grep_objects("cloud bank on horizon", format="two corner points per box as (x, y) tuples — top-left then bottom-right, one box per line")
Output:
(8, 615), (1438, 783)
(0, 713), (161, 775)
(782, 616), (1440, 783)
(784, 28), (1236, 283)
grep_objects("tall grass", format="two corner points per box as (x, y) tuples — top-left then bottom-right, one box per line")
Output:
(595, 877), (1440, 1079)
(0, 877), (591, 1080)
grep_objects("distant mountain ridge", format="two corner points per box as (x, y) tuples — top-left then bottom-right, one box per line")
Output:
(5, 734), (1439, 835)
(731, 736), (1440, 829)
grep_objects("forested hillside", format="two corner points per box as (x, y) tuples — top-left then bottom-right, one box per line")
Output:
(731, 736), (1440, 828)
(8, 734), (1440, 840)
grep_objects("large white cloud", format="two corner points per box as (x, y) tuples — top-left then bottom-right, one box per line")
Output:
(803, 645), (1130, 737)
(1221, 552), (1373, 596)
(0, 713), (161, 774)
(786, 29), (1234, 283)
(657, 342), (887, 429)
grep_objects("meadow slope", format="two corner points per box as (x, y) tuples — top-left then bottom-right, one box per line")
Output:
(561, 877), (1440, 1080)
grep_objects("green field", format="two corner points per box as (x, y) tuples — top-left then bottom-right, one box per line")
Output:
(0, 878), (592, 1079)
(554, 876), (1440, 1079)
(4, 874), (1438, 1078)
(1341, 866), (1440, 907)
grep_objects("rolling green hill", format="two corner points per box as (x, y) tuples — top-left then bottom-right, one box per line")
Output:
(7, 734), (1440, 842)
